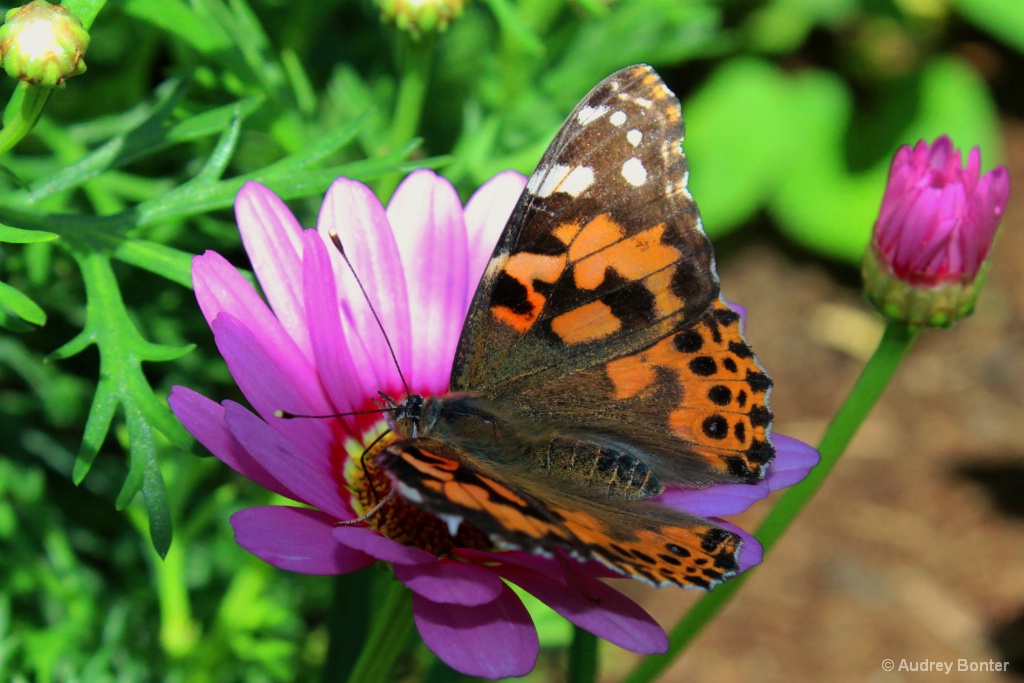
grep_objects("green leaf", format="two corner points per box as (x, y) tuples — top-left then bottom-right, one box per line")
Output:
(128, 402), (172, 558)
(113, 239), (196, 289)
(25, 78), (194, 203)
(0, 224), (58, 243)
(481, 0), (545, 56)
(951, 0), (1024, 52)
(770, 56), (1001, 263)
(122, 0), (231, 53)
(0, 281), (46, 326)
(73, 378), (118, 484)
(62, 0), (111, 29)
(193, 111), (243, 184)
(684, 58), (800, 236)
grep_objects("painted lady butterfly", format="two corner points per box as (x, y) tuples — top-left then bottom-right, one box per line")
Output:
(376, 65), (775, 589)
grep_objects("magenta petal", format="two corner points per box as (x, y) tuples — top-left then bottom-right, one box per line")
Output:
(193, 251), (281, 338)
(317, 178), (411, 398)
(332, 525), (435, 565)
(301, 230), (363, 430)
(231, 506), (373, 575)
(211, 314), (335, 459)
(719, 520), (764, 573)
(498, 564), (667, 654)
(657, 483), (766, 517)
(223, 402), (351, 520)
(387, 170), (470, 395)
(464, 170), (526, 292)
(234, 181), (311, 357)
(413, 585), (538, 679)
(765, 433), (820, 491)
(168, 387), (300, 502)
(394, 559), (504, 606)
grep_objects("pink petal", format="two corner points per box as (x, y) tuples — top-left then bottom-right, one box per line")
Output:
(765, 433), (821, 491)
(657, 483), (766, 517)
(192, 251), (279, 337)
(223, 401), (351, 520)
(464, 170), (526, 292)
(317, 178), (412, 399)
(231, 505), (373, 575)
(720, 521), (764, 573)
(395, 559), (505, 606)
(332, 525), (435, 565)
(301, 230), (365, 433)
(387, 170), (470, 395)
(234, 182), (311, 358)
(168, 387), (300, 502)
(413, 585), (538, 679)
(658, 432), (818, 516)
(498, 564), (668, 654)
(210, 313), (334, 458)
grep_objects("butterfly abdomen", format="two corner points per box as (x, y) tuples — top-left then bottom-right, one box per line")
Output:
(534, 436), (664, 500)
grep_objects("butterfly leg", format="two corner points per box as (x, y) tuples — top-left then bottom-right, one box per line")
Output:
(338, 487), (397, 526)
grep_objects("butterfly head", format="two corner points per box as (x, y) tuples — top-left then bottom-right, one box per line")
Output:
(383, 393), (441, 439)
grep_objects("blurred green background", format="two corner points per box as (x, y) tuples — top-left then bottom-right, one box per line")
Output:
(0, 0), (1018, 680)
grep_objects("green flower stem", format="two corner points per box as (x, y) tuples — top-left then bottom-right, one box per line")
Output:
(624, 320), (919, 683)
(0, 87), (51, 155)
(377, 34), (435, 200)
(567, 625), (598, 683)
(322, 569), (373, 683)
(345, 574), (414, 683)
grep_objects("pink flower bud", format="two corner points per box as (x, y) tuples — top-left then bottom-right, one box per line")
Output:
(863, 136), (1010, 326)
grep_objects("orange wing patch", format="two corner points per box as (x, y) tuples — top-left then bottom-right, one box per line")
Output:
(550, 300), (621, 344)
(604, 300), (774, 482)
(489, 251), (567, 332)
(551, 503), (740, 588)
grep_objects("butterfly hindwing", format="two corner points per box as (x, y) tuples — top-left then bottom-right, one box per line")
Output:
(379, 437), (742, 588)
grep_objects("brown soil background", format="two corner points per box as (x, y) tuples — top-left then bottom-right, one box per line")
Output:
(599, 124), (1024, 682)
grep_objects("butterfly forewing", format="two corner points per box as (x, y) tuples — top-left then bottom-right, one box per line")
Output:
(453, 65), (720, 394)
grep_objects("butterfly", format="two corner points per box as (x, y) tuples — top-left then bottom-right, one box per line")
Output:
(375, 65), (775, 589)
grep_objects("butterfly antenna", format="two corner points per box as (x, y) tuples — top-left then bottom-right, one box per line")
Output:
(328, 230), (412, 398)
(274, 406), (398, 420)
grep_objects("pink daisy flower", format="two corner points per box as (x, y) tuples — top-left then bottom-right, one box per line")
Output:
(169, 170), (818, 679)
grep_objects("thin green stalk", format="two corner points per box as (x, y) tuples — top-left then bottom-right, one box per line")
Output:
(0, 87), (51, 155)
(567, 625), (598, 683)
(624, 320), (919, 683)
(322, 569), (374, 683)
(376, 34), (435, 200)
(344, 575), (414, 683)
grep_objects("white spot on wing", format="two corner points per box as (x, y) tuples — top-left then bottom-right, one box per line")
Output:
(531, 164), (595, 198)
(610, 110), (627, 126)
(634, 97), (653, 108)
(627, 129), (642, 147)
(439, 513), (463, 537)
(560, 166), (595, 196)
(621, 157), (648, 186)
(526, 167), (546, 194)
(577, 105), (609, 126)
(396, 481), (424, 504)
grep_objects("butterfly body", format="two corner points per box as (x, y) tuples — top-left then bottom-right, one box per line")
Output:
(374, 65), (775, 589)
